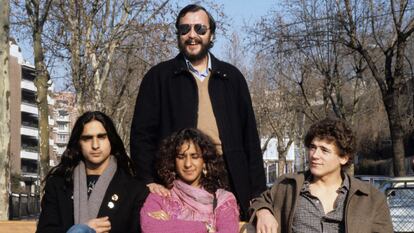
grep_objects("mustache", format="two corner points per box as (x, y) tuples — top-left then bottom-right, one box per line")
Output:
(184, 38), (202, 45)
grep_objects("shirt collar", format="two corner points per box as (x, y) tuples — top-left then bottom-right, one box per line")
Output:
(301, 172), (350, 193)
(185, 53), (211, 81)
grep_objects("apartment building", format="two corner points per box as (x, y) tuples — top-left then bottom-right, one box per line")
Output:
(9, 40), (40, 191)
(9, 41), (80, 193)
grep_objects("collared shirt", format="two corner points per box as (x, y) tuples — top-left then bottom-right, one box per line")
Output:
(185, 53), (211, 82)
(291, 174), (350, 233)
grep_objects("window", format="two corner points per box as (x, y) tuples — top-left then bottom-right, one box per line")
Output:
(58, 123), (67, 130)
(57, 134), (68, 142)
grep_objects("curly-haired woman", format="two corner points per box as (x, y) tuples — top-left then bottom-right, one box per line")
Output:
(140, 128), (239, 233)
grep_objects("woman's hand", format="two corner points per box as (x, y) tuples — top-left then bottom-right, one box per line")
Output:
(86, 216), (111, 233)
(148, 210), (170, 221)
(147, 183), (171, 197)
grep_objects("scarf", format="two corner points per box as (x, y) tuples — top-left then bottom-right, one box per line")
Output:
(165, 180), (236, 226)
(73, 156), (117, 224)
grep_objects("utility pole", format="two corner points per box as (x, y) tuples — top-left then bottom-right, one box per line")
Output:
(0, 0), (11, 220)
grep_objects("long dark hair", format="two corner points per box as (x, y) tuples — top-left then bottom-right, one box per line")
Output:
(44, 111), (135, 187)
(156, 128), (228, 194)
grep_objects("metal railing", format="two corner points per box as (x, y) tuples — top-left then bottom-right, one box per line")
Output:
(9, 193), (40, 220)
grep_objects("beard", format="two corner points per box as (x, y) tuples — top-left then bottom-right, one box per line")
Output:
(178, 37), (211, 62)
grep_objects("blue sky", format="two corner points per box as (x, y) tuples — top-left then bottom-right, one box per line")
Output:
(18, 0), (276, 60)
(195, 0), (277, 59)
(17, 0), (277, 89)
(215, 0), (275, 27)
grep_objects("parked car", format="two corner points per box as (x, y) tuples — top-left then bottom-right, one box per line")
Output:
(379, 177), (414, 193)
(380, 177), (414, 233)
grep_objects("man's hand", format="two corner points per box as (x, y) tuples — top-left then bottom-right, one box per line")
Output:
(86, 216), (111, 233)
(147, 183), (170, 197)
(148, 210), (170, 220)
(256, 209), (278, 233)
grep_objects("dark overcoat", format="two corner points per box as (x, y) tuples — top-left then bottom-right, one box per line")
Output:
(130, 53), (267, 219)
(36, 169), (149, 233)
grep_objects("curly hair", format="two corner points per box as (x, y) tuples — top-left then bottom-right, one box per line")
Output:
(304, 118), (355, 168)
(156, 128), (229, 194)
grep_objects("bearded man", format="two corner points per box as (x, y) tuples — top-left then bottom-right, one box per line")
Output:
(130, 4), (266, 220)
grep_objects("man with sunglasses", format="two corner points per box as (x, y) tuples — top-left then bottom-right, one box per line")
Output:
(130, 4), (266, 220)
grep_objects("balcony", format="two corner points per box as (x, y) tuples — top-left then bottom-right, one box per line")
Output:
(21, 172), (38, 179)
(56, 115), (70, 122)
(56, 127), (70, 134)
(21, 126), (38, 138)
(55, 137), (69, 144)
(21, 79), (37, 92)
(20, 150), (38, 160)
(21, 102), (38, 115)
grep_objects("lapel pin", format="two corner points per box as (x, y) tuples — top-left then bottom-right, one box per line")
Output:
(108, 201), (114, 209)
(111, 194), (119, 201)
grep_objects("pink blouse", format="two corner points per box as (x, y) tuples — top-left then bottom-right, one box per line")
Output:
(140, 191), (239, 233)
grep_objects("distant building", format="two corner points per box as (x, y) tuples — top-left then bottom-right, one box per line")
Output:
(261, 137), (299, 184)
(49, 92), (78, 165)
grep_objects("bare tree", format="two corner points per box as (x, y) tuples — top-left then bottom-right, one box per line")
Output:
(0, 0), (11, 220)
(250, 0), (366, 124)
(22, 0), (53, 191)
(49, 0), (171, 112)
(336, 0), (414, 176)
(249, 53), (300, 176)
(44, 0), (228, 147)
(247, 0), (414, 175)
(104, 30), (175, 148)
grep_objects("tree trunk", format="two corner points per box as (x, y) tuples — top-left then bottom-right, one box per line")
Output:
(33, 29), (50, 192)
(0, 0), (10, 220)
(278, 154), (286, 177)
(384, 94), (406, 176)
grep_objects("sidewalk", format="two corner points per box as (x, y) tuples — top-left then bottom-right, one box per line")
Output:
(0, 221), (36, 233)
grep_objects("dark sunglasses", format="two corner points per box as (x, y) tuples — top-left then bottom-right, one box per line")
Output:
(177, 24), (209, 35)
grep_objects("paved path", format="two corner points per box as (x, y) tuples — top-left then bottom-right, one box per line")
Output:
(0, 221), (36, 233)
